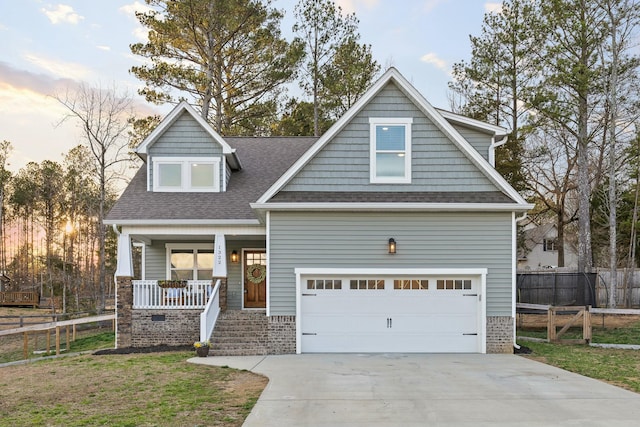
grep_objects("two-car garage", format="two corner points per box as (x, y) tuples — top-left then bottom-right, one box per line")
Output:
(296, 269), (486, 353)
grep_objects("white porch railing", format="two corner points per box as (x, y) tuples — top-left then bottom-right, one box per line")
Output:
(132, 280), (212, 309)
(200, 279), (221, 342)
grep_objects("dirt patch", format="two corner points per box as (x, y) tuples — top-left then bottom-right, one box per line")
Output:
(94, 344), (193, 355)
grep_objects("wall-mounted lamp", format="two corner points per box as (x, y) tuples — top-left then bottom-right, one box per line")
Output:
(230, 250), (239, 263)
(388, 238), (396, 254)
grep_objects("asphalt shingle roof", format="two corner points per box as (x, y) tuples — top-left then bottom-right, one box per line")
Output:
(107, 136), (519, 223)
(105, 137), (318, 222)
(268, 191), (515, 204)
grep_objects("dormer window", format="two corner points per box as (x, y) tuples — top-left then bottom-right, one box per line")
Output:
(153, 157), (220, 192)
(369, 118), (412, 183)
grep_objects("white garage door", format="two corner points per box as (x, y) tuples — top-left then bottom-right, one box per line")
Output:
(300, 275), (482, 353)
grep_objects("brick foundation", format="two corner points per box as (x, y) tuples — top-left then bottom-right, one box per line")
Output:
(131, 309), (201, 347)
(268, 315), (296, 354)
(116, 276), (133, 348)
(486, 316), (514, 353)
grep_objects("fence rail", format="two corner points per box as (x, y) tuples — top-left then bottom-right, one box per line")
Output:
(0, 313), (116, 359)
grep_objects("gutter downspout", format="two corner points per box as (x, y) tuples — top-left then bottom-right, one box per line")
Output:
(112, 224), (120, 348)
(513, 212), (528, 350)
(489, 135), (508, 167)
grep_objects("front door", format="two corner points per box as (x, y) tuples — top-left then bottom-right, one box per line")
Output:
(244, 250), (266, 308)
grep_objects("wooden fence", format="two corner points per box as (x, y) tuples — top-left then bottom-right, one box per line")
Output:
(596, 269), (640, 308)
(0, 314), (115, 359)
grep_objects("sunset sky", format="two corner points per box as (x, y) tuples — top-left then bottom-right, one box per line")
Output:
(0, 0), (498, 173)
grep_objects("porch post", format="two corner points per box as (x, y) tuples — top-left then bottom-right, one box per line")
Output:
(116, 277), (132, 348)
(213, 233), (228, 311)
(115, 233), (134, 348)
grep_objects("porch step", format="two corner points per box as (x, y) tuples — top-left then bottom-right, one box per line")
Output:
(210, 310), (269, 356)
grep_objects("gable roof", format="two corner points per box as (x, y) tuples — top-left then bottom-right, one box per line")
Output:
(105, 137), (317, 225)
(256, 67), (530, 209)
(136, 101), (241, 170)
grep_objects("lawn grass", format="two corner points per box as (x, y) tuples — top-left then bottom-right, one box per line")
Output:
(0, 351), (267, 427)
(519, 340), (640, 393)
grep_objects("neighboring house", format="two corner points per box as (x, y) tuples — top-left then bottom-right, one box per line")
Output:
(518, 223), (578, 270)
(106, 68), (533, 354)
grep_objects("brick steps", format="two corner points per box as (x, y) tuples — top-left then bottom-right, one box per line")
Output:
(210, 310), (269, 356)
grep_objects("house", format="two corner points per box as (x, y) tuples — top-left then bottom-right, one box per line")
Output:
(106, 68), (533, 354)
(518, 222), (578, 270)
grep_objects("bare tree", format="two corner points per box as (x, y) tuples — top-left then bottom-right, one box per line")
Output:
(55, 84), (134, 312)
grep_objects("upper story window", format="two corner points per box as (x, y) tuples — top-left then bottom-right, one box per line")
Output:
(543, 238), (558, 252)
(153, 157), (220, 192)
(369, 118), (412, 183)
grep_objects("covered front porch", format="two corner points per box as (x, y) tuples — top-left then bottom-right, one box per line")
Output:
(113, 225), (268, 348)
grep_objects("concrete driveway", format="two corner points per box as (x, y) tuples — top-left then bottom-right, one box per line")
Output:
(190, 353), (640, 426)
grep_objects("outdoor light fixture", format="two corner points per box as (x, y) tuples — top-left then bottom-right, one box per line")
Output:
(230, 250), (239, 263)
(388, 238), (396, 254)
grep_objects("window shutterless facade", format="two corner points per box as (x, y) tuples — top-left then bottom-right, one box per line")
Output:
(153, 157), (220, 192)
(369, 117), (412, 183)
(166, 244), (214, 280)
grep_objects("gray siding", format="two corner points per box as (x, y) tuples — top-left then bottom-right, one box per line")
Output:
(145, 241), (166, 280)
(269, 211), (513, 317)
(450, 123), (492, 163)
(148, 111), (224, 189)
(282, 81), (497, 193)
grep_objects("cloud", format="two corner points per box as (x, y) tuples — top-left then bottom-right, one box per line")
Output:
(484, 2), (503, 13)
(97, 45), (111, 52)
(334, 0), (379, 14)
(41, 4), (84, 25)
(132, 26), (149, 42)
(420, 52), (448, 72)
(120, 2), (154, 42)
(119, 1), (154, 19)
(23, 53), (93, 81)
(423, 0), (447, 14)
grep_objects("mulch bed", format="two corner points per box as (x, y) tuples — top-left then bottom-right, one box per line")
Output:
(94, 344), (193, 355)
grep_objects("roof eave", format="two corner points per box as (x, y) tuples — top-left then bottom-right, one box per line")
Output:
(251, 202), (535, 212)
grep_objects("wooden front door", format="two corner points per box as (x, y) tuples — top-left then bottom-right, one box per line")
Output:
(244, 250), (266, 308)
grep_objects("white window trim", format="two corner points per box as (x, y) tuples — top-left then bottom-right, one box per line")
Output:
(369, 117), (413, 184)
(153, 157), (221, 192)
(165, 243), (214, 280)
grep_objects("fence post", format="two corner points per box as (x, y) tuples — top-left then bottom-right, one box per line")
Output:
(23, 332), (28, 359)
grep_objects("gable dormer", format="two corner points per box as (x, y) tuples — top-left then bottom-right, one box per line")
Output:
(136, 101), (241, 193)
(256, 68), (529, 208)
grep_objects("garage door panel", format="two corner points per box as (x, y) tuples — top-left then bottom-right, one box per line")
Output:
(300, 275), (482, 353)
(391, 314), (477, 333)
(302, 313), (389, 333)
(302, 331), (478, 353)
